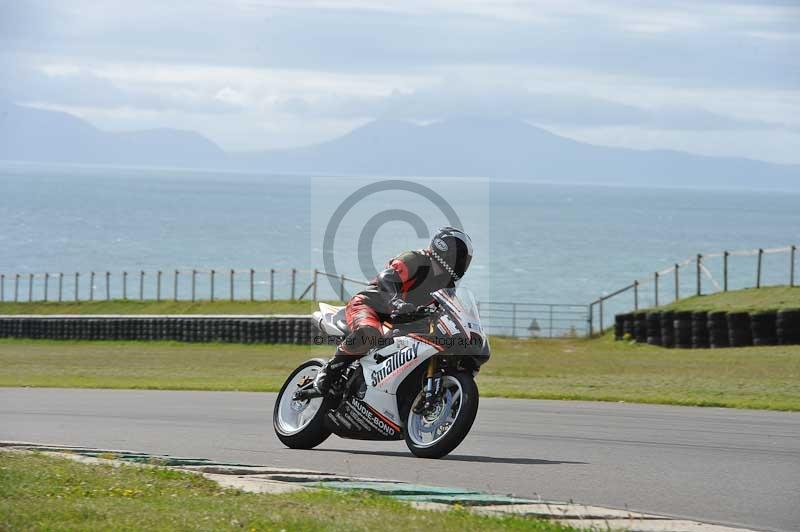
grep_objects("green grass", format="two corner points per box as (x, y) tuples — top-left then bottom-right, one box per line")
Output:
(1, 336), (798, 411)
(0, 299), (339, 315)
(0, 452), (568, 532)
(654, 286), (800, 313)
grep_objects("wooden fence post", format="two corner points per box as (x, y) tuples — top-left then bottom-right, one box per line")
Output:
(633, 280), (639, 310)
(58, 273), (63, 302)
(89, 272), (95, 301)
(0, 274), (4, 302)
(105, 271), (111, 300)
(599, 299), (604, 333)
(210, 270), (215, 301)
(123, 271), (128, 300)
(14, 274), (19, 302)
(791, 245), (796, 287)
(312, 269), (318, 302)
(229, 269), (235, 302)
(290, 269), (296, 301)
(654, 272), (659, 307)
(74, 273), (79, 302)
(756, 248), (763, 288)
(723, 251), (729, 291)
(249, 269), (255, 302)
(156, 271), (162, 302)
(270, 269), (275, 301)
(339, 274), (345, 301)
(139, 270), (144, 300)
(44, 273), (49, 301)
(696, 254), (702, 296)
(28, 273), (33, 302)
(191, 269), (197, 302)
(174, 270), (179, 301)
(674, 264), (680, 301)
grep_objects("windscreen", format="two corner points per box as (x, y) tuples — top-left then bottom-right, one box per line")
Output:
(431, 287), (486, 343)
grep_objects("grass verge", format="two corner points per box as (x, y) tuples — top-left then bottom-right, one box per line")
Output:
(0, 299), (337, 315)
(1, 336), (798, 411)
(654, 286), (800, 313)
(0, 452), (568, 531)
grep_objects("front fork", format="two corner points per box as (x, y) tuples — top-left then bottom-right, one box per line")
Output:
(415, 357), (443, 413)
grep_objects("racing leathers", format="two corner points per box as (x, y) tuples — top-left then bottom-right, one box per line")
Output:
(314, 249), (456, 394)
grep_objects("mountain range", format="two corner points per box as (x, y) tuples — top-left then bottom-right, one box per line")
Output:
(1, 100), (797, 189)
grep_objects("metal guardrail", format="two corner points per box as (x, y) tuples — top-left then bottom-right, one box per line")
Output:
(478, 301), (590, 338)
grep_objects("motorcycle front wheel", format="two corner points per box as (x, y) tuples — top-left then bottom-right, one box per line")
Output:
(405, 372), (479, 459)
(273, 358), (332, 449)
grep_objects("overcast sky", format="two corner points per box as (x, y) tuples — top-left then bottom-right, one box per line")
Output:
(2, 0), (799, 163)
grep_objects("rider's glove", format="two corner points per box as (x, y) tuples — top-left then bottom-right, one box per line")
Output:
(390, 298), (416, 316)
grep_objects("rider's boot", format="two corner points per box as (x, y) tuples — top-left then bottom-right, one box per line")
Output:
(313, 350), (351, 395)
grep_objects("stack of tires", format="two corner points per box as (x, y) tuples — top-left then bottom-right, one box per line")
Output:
(660, 311), (675, 348)
(751, 311), (778, 346)
(691, 311), (710, 349)
(646, 312), (662, 345)
(727, 312), (753, 347)
(614, 314), (625, 340)
(673, 311), (693, 348)
(0, 316), (320, 344)
(633, 312), (648, 343)
(708, 311), (729, 348)
(621, 313), (634, 339)
(777, 309), (800, 345)
(613, 306), (800, 350)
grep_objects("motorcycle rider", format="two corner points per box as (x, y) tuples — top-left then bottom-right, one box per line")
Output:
(314, 226), (473, 394)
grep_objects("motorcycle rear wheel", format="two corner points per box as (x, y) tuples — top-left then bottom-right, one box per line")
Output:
(273, 359), (332, 449)
(405, 372), (479, 459)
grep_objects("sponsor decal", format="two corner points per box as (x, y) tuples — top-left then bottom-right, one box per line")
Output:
(370, 344), (419, 386)
(433, 238), (449, 252)
(349, 397), (398, 436)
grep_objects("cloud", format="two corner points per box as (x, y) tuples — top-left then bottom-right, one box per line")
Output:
(1, 1), (797, 161)
(4, 1), (798, 89)
(0, 59), (239, 114)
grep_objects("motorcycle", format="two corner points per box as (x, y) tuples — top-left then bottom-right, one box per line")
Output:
(273, 287), (490, 458)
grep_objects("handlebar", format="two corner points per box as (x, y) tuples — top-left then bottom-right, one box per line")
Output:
(390, 305), (439, 324)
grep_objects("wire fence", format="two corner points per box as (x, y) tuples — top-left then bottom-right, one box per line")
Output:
(0, 268), (369, 305)
(7, 244), (792, 339)
(588, 244), (798, 336)
(0, 266), (590, 338)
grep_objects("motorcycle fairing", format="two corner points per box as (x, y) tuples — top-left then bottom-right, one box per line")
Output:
(325, 394), (404, 441)
(322, 335), (442, 441)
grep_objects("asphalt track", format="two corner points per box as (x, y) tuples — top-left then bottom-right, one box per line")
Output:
(1, 388), (798, 531)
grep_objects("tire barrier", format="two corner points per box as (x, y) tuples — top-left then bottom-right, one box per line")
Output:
(691, 311), (710, 349)
(633, 312), (648, 343)
(777, 309), (800, 345)
(0, 316), (331, 345)
(673, 311), (693, 349)
(727, 312), (753, 348)
(751, 311), (778, 346)
(708, 311), (729, 349)
(614, 314), (625, 341)
(660, 311), (675, 348)
(621, 313), (634, 339)
(614, 308), (800, 349)
(646, 312), (662, 346)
